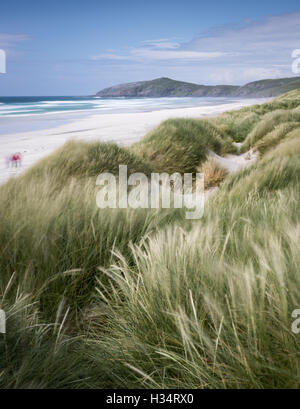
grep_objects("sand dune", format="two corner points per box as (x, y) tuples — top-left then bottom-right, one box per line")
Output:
(0, 99), (262, 184)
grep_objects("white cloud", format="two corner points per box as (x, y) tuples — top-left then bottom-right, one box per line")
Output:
(91, 12), (300, 85)
(131, 48), (226, 60)
(206, 67), (285, 85)
(187, 12), (300, 68)
(92, 48), (227, 61)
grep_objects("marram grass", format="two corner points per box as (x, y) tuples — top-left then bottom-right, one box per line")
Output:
(0, 89), (300, 388)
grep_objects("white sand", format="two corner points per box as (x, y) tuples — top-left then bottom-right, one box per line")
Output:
(204, 147), (258, 199)
(208, 148), (258, 174)
(0, 99), (262, 184)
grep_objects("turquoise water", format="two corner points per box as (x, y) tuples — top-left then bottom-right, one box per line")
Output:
(0, 96), (245, 117)
(0, 96), (253, 135)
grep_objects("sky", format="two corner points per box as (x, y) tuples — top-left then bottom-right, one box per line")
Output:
(0, 0), (300, 95)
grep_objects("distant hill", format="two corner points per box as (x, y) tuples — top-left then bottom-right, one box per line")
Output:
(95, 76), (300, 98)
(232, 77), (300, 97)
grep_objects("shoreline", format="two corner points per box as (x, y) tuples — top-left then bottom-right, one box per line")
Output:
(0, 99), (265, 184)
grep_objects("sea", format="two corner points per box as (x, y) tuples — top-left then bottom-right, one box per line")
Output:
(0, 96), (252, 135)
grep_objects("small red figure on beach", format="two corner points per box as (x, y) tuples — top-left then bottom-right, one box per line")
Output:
(9, 152), (22, 168)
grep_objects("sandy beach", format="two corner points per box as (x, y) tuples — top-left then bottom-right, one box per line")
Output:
(0, 99), (263, 183)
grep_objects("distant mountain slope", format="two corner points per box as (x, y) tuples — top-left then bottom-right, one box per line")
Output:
(233, 77), (300, 97)
(95, 76), (300, 98)
(95, 77), (202, 97)
(96, 77), (238, 97)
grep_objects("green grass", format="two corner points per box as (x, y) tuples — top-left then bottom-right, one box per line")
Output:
(253, 122), (300, 155)
(243, 109), (300, 150)
(0, 140), (185, 324)
(200, 157), (228, 188)
(86, 133), (300, 388)
(0, 177), (182, 322)
(131, 118), (223, 174)
(208, 88), (300, 143)
(24, 139), (154, 184)
(0, 89), (300, 388)
(236, 76), (300, 97)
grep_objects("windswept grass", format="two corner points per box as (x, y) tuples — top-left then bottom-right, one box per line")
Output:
(208, 88), (300, 144)
(1, 88), (300, 389)
(0, 140), (182, 321)
(199, 157), (228, 188)
(91, 197), (300, 388)
(24, 140), (154, 185)
(243, 109), (300, 150)
(0, 280), (85, 388)
(88, 135), (300, 389)
(255, 123), (300, 155)
(131, 118), (223, 174)
(222, 136), (300, 198)
(209, 111), (261, 142)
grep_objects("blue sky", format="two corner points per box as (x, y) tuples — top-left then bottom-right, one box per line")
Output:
(0, 0), (300, 95)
